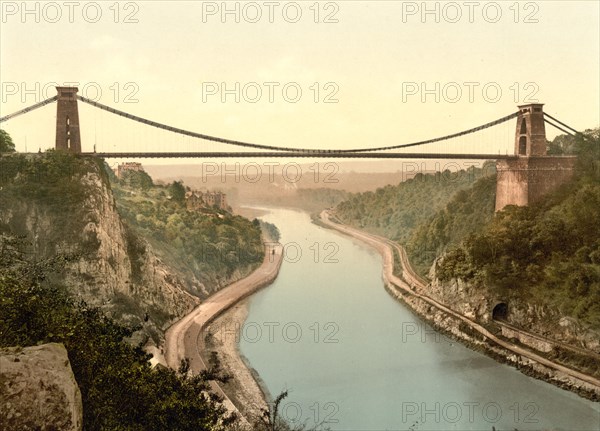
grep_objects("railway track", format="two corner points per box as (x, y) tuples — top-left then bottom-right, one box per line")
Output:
(320, 210), (600, 390)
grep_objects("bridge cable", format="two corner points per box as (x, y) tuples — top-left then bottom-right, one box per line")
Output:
(77, 94), (519, 154)
(544, 113), (597, 143)
(338, 112), (520, 152)
(77, 95), (315, 153)
(0, 96), (58, 123)
(544, 119), (574, 137)
(544, 113), (583, 135)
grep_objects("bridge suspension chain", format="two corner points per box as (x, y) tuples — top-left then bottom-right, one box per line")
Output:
(77, 94), (519, 154)
(0, 95), (58, 123)
(338, 111), (519, 152)
(77, 95), (309, 153)
(543, 113), (597, 143)
(544, 118), (573, 136)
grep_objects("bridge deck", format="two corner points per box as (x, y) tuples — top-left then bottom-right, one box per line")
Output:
(85, 152), (518, 159)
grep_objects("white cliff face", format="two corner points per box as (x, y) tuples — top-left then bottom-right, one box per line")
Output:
(0, 343), (83, 431)
(0, 162), (199, 344)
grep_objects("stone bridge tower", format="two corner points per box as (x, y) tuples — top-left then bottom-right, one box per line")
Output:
(495, 104), (576, 211)
(55, 87), (81, 153)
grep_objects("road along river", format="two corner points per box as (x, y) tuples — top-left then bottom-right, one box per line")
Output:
(239, 207), (599, 430)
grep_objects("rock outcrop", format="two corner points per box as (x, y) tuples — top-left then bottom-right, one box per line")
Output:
(427, 261), (600, 354)
(0, 343), (83, 431)
(0, 157), (199, 345)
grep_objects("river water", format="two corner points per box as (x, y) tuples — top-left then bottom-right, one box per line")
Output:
(239, 207), (599, 430)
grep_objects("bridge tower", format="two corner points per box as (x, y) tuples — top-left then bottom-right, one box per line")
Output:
(514, 103), (547, 156)
(495, 104), (576, 211)
(55, 87), (81, 153)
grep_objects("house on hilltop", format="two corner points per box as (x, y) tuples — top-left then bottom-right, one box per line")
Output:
(185, 190), (228, 211)
(116, 162), (144, 178)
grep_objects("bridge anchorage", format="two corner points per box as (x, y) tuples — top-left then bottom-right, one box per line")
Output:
(0, 86), (583, 212)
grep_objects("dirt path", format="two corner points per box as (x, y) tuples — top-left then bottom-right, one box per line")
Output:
(164, 243), (283, 419)
(320, 210), (600, 391)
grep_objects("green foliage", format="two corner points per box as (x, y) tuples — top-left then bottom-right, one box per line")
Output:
(121, 169), (154, 191)
(335, 164), (494, 244)
(438, 129), (600, 328)
(108, 170), (264, 289)
(0, 151), (101, 256)
(0, 150), (88, 193)
(169, 180), (186, 203)
(260, 220), (281, 242)
(547, 134), (575, 155)
(407, 173), (497, 275)
(0, 236), (232, 430)
(245, 390), (329, 431)
(0, 129), (15, 153)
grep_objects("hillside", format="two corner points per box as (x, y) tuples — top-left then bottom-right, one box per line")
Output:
(0, 150), (309, 430)
(0, 242), (232, 430)
(437, 129), (600, 331)
(334, 163), (496, 245)
(406, 173), (497, 275)
(0, 152), (263, 345)
(109, 168), (264, 296)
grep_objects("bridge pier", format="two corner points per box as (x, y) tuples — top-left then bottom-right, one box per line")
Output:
(55, 87), (81, 153)
(495, 104), (576, 211)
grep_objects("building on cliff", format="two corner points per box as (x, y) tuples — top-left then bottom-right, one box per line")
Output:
(115, 162), (145, 179)
(185, 190), (228, 211)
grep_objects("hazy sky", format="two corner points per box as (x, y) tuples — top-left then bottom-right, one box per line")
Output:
(1, 1), (599, 161)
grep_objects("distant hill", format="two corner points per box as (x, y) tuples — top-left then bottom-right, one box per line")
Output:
(144, 163), (437, 210)
(334, 162), (496, 245)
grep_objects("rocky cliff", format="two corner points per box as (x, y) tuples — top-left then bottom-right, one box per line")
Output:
(0, 153), (199, 345)
(427, 262), (600, 354)
(0, 343), (83, 431)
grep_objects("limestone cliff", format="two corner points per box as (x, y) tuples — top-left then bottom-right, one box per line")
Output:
(426, 261), (600, 354)
(0, 343), (83, 431)
(0, 154), (199, 345)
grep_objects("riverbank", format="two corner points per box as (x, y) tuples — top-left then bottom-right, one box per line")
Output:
(319, 210), (600, 401)
(163, 242), (283, 421)
(202, 300), (271, 421)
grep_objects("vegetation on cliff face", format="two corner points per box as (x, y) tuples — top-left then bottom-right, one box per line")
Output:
(0, 152), (316, 430)
(0, 152), (266, 347)
(406, 173), (496, 275)
(334, 164), (495, 245)
(0, 152), (201, 344)
(0, 151), (105, 255)
(0, 236), (233, 430)
(0, 129), (15, 153)
(109, 168), (264, 293)
(332, 129), (600, 331)
(437, 129), (600, 328)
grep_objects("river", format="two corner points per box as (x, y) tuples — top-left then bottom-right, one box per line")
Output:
(239, 207), (599, 430)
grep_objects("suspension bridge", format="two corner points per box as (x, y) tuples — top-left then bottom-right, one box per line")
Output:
(0, 86), (581, 210)
(0, 86), (583, 159)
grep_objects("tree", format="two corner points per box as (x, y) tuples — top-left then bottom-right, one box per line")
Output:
(170, 180), (186, 203)
(121, 169), (153, 190)
(0, 233), (229, 430)
(0, 129), (15, 153)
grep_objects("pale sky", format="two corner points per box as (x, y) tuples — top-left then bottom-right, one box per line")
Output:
(1, 1), (599, 162)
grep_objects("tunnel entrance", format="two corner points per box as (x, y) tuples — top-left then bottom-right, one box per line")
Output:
(492, 302), (508, 321)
